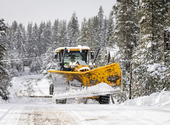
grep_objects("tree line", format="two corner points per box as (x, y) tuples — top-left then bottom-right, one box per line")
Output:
(113, 0), (170, 101)
(0, 6), (114, 99)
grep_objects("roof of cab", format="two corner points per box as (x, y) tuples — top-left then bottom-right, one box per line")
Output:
(55, 45), (90, 52)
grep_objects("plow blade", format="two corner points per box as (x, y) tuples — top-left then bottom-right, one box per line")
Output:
(52, 83), (121, 99)
(49, 63), (123, 99)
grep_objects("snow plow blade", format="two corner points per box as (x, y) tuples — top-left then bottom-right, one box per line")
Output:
(49, 62), (123, 99)
(52, 83), (121, 99)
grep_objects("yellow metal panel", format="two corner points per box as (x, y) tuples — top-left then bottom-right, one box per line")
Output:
(56, 48), (90, 52)
(49, 63), (122, 88)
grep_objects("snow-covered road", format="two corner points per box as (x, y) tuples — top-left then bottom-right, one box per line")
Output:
(0, 104), (170, 125)
(0, 74), (169, 125)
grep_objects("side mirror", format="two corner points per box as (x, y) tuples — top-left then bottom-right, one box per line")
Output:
(90, 51), (94, 59)
(54, 52), (58, 59)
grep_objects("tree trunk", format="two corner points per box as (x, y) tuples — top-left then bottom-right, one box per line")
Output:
(129, 62), (132, 99)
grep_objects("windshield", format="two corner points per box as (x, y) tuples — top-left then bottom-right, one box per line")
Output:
(62, 51), (87, 64)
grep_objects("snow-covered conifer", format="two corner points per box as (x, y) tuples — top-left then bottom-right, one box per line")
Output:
(52, 20), (60, 48)
(113, 0), (139, 99)
(77, 18), (88, 46)
(96, 6), (105, 49)
(0, 19), (10, 100)
(59, 20), (68, 47)
(132, 0), (170, 97)
(67, 12), (79, 46)
(133, 0), (165, 65)
(27, 23), (39, 57)
(106, 12), (114, 48)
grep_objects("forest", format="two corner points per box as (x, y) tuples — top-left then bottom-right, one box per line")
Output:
(0, 0), (170, 101)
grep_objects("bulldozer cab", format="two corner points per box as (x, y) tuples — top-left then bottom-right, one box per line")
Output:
(62, 50), (88, 64)
(54, 46), (90, 71)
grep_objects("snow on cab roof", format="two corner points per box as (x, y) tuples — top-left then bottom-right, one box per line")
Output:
(55, 45), (90, 52)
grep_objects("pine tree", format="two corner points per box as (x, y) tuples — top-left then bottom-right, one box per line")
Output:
(91, 16), (99, 51)
(132, 0), (170, 97)
(164, 0), (170, 28)
(86, 18), (94, 48)
(38, 22), (46, 55)
(59, 20), (68, 47)
(5, 21), (21, 76)
(36, 21), (53, 58)
(27, 23), (39, 57)
(30, 57), (42, 74)
(26, 23), (33, 57)
(43, 21), (53, 49)
(77, 18), (88, 46)
(11, 21), (18, 33)
(52, 19), (60, 48)
(93, 6), (105, 66)
(164, 1), (170, 66)
(133, 0), (165, 65)
(67, 12), (79, 46)
(113, 0), (139, 99)
(15, 24), (26, 58)
(97, 6), (105, 49)
(106, 12), (114, 47)
(14, 24), (27, 74)
(0, 19), (10, 100)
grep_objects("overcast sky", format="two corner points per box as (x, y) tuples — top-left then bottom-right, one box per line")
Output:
(0, 0), (116, 26)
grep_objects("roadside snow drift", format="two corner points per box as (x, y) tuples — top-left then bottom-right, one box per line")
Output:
(8, 74), (52, 104)
(123, 90), (170, 107)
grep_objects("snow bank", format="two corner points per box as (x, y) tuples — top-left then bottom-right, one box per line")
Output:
(122, 90), (170, 107)
(8, 74), (53, 104)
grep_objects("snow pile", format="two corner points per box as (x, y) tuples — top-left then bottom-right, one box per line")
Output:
(9, 74), (53, 104)
(53, 83), (121, 99)
(123, 90), (170, 107)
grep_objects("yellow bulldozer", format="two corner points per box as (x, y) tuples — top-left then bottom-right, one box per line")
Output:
(49, 45), (123, 104)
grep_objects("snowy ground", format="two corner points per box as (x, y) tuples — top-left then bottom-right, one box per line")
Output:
(0, 74), (170, 125)
(0, 104), (170, 125)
